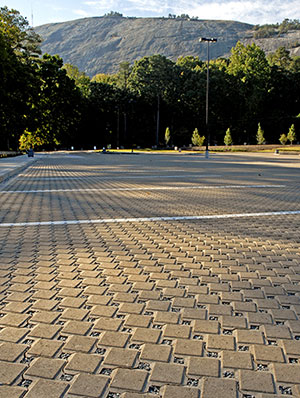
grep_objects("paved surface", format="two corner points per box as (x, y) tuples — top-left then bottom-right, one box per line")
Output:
(0, 155), (36, 184)
(0, 151), (300, 398)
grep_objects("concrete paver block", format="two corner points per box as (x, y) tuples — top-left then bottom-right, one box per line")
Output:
(0, 361), (26, 385)
(103, 347), (138, 368)
(187, 357), (220, 377)
(149, 362), (185, 384)
(271, 363), (300, 384)
(201, 377), (238, 398)
(98, 331), (130, 347)
(239, 369), (275, 393)
(140, 343), (171, 362)
(174, 338), (203, 357)
(110, 368), (148, 392)
(161, 384), (200, 398)
(0, 386), (26, 398)
(27, 339), (63, 358)
(65, 353), (103, 374)
(221, 350), (253, 369)
(24, 357), (65, 380)
(131, 328), (161, 344)
(68, 373), (109, 397)
(251, 344), (285, 363)
(0, 342), (27, 362)
(64, 335), (97, 353)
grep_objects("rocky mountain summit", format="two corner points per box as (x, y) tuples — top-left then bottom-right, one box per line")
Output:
(34, 16), (300, 77)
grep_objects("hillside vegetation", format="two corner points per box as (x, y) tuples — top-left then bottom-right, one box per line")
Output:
(35, 16), (300, 77)
(35, 16), (253, 76)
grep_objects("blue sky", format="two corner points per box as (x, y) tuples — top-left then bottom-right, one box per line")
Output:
(2, 0), (300, 27)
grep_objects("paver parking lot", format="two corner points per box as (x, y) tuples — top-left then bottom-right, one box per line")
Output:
(0, 151), (300, 398)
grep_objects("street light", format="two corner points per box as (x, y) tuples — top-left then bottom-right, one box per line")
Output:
(199, 37), (217, 159)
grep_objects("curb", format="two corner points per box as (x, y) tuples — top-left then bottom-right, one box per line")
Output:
(0, 158), (37, 184)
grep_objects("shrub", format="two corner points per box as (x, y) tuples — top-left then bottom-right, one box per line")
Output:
(191, 128), (205, 146)
(165, 127), (171, 146)
(279, 133), (288, 145)
(224, 128), (233, 145)
(287, 124), (296, 144)
(256, 123), (266, 145)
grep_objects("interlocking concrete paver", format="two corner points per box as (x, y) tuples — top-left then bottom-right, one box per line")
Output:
(221, 350), (253, 369)
(64, 335), (97, 353)
(98, 331), (130, 347)
(163, 324), (191, 339)
(27, 339), (63, 358)
(68, 373), (109, 397)
(187, 356), (220, 377)
(251, 344), (285, 364)
(239, 369), (276, 393)
(201, 377), (237, 398)
(0, 386), (26, 398)
(149, 362), (185, 384)
(24, 379), (69, 398)
(103, 347), (138, 368)
(28, 324), (61, 339)
(0, 361), (26, 385)
(131, 328), (161, 344)
(271, 363), (300, 384)
(110, 368), (147, 392)
(24, 357), (65, 380)
(0, 342), (28, 362)
(161, 385), (200, 398)
(64, 353), (102, 374)
(140, 343), (171, 362)
(1, 152), (300, 397)
(0, 326), (29, 343)
(193, 319), (219, 334)
(174, 338), (203, 357)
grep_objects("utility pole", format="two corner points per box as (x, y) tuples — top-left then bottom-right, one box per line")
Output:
(199, 37), (217, 159)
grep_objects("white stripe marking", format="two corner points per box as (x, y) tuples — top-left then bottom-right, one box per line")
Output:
(1, 211), (299, 228)
(15, 174), (221, 180)
(0, 185), (286, 194)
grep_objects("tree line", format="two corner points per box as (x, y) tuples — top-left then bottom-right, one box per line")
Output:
(1, 7), (299, 151)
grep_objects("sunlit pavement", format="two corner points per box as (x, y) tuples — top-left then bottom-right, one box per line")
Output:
(0, 151), (300, 398)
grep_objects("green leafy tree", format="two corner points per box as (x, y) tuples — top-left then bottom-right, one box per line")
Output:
(224, 128), (233, 145)
(0, 6), (41, 60)
(91, 73), (115, 84)
(29, 54), (83, 148)
(0, 7), (42, 149)
(228, 42), (271, 142)
(279, 133), (288, 145)
(63, 63), (90, 97)
(191, 128), (205, 146)
(19, 129), (46, 150)
(116, 61), (132, 90)
(129, 54), (178, 145)
(267, 47), (292, 70)
(256, 123), (266, 144)
(287, 124), (297, 144)
(165, 127), (171, 146)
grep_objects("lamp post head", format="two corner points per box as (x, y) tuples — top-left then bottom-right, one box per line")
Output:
(199, 37), (217, 42)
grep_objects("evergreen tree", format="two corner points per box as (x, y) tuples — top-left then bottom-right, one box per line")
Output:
(224, 128), (233, 145)
(165, 127), (171, 146)
(256, 123), (265, 144)
(279, 133), (288, 145)
(287, 124), (296, 144)
(191, 128), (205, 146)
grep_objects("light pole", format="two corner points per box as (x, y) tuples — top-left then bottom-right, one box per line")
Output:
(199, 37), (217, 159)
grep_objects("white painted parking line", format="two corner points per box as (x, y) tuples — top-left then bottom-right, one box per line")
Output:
(1, 210), (299, 228)
(15, 174), (221, 180)
(0, 185), (286, 194)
